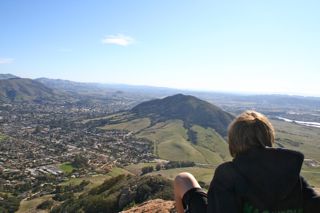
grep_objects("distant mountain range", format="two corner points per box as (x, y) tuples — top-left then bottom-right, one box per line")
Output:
(0, 75), (153, 104)
(0, 74), (19, 80)
(35, 77), (114, 95)
(35, 77), (181, 96)
(1, 73), (320, 113)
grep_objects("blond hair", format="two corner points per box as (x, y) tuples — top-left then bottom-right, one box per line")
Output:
(228, 110), (275, 158)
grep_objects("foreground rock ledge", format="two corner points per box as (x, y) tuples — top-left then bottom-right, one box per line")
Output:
(121, 199), (176, 213)
(121, 189), (320, 213)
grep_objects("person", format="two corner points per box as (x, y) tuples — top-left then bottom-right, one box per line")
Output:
(174, 110), (320, 213)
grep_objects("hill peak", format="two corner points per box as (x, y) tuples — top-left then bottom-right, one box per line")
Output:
(131, 94), (234, 136)
(0, 73), (19, 80)
(0, 78), (57, 102)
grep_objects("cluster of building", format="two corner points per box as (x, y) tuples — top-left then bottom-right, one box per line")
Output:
(0, 100), (154, 199)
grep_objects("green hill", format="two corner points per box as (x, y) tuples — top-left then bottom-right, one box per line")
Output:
(131, 94), (234, 136)
(101, 94), (234, 164)
(0, 78), (59, 102)
(50, 174), (173, 213)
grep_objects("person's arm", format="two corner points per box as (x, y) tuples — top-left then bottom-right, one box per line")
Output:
(301, 176), (320, 212)
(207, 163), (241, 213)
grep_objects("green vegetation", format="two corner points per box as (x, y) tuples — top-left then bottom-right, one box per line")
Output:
(141, 166), (154, 175)
(94, 95), (234, 165)
(17, 195), (52, 213)
(271, 119), (320, 188)
(59, 162), (74, 175)
(60, 167), (132, 196)
(191, 125), (231, 163)
(149, 166), (214, 187)
(18, 167), (131, 213)
(95, 114), (230, 166)
(108, 167), (132, 177)
(51, 174), (173, 213)
(163, 161), (196, 169)
(0, 194), (21, 213)
(36, 199), (54, 210)
(102, 117), (151, 133)
(100, 115), (231, 165)
(131, 94), (234, 136)
(125, 162), (157, 175)
(0, 78), (56, 102)
(81, 113), (124, 124)
(137, 120), (231, 164)
(139, 120), (208, 163)
(55, 180), (90, 194)
(0, 133), (8, 142)
(301, 170), (320, 188)
(53, 192), (74, 201)
(271, 120), (320, 191)
(272, 119), (320, 162)
(72, 155), (88, 168)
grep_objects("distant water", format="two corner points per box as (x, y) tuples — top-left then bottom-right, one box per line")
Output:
(277, 116), (320, 128)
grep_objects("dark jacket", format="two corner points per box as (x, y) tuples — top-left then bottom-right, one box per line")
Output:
(207, 148), (320, 213)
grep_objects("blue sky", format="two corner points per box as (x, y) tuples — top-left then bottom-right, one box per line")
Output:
(1, 0), (320, 96)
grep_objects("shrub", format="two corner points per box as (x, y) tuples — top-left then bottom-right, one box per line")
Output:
(83, 195), (119, 213)
(37, 200), (54, 210)
(141, 166), (154, 175)
(53, 192), (74, 201)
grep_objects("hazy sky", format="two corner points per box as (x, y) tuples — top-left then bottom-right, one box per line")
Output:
(1, 0), (320, 96)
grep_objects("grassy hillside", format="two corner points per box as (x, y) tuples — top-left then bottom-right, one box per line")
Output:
(102, 117), (151, 133)
(149, 167), (214, 187)
(17, 195), (53, 213)
(191, 125), (231, 163)
(98, 94), (234, 164)
(100, 118), (320, 187)
(131, 94), (234, 136)
(271, 119), (320, 188)
(102, 116), (231, 165)
(50, 174), (173, 213)
(17, 167), (132, 213)
(0, 78), (57, 102)
(272, 119), (320, 162)
(138, 120), (208, 163)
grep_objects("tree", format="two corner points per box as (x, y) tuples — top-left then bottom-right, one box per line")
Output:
(156, 164), (161, 171)
(37, 200), (54, 210)
(72, 155), (88, 168)
(141, 166), (154, 175)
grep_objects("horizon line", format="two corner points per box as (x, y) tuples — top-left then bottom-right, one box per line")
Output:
(1, 73), (320, 98)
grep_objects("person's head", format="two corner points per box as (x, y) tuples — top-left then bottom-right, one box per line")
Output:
(228, 110), (275, 158)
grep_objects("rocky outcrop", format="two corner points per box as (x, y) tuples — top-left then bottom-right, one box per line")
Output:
(121, 199), (176, 213)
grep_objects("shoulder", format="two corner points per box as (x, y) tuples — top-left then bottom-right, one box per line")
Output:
(213, 162), (237, 182)
(269, 147), (304, 158)
(209, 162), (237, 191)
(215, 162), (234, 175)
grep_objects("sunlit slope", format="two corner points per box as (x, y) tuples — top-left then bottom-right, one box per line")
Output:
(105, 118), (230, 164)
(101, 94), (235, 164)
(102, 117), (151, 133)
(131, 94), (234, 137)
(272, 119), (320, 162)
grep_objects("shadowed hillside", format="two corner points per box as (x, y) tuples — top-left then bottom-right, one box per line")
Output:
(0, 74), (19, 80)
(0, 78), (58, 102)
